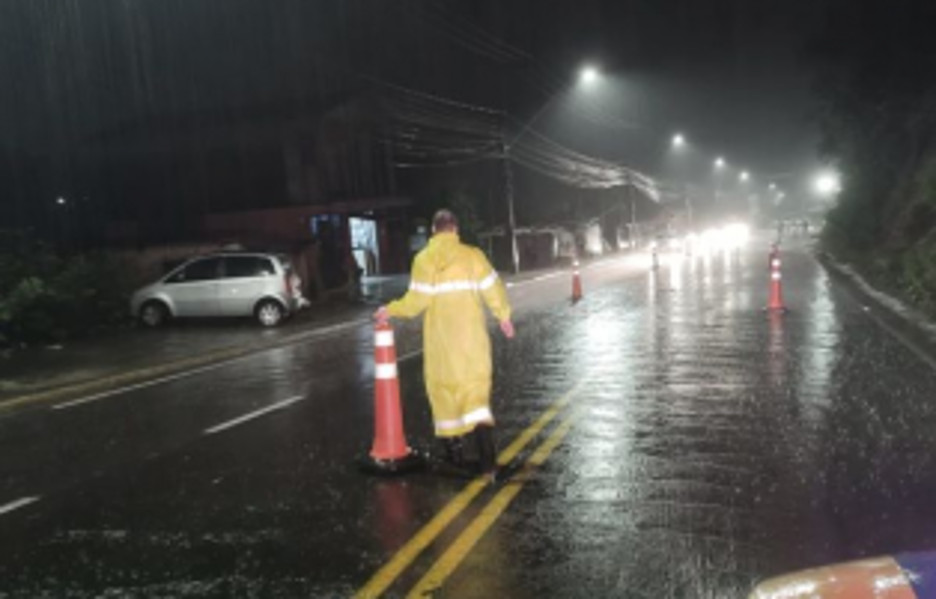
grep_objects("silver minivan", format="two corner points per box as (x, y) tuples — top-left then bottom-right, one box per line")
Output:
(131, 253), (301, 327)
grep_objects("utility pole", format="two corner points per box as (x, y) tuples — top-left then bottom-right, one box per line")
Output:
(502, 142), (520, 274)
(627, 174), (637, 248)
(684, 184), (693, 232)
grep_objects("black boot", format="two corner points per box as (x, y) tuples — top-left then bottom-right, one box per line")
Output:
(474, 424), (498, 479)
(440, 436), (466, 467)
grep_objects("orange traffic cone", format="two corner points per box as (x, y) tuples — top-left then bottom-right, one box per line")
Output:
(361, 321), (424, 475)
(571, 260), (583, 304)
(766, 247), (787, 312)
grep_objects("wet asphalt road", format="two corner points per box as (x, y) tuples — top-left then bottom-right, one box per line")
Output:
(3, 235), (936, 598)
(0, 277), (408, 400)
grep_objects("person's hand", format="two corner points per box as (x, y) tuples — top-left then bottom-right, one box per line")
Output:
(374, 306), (389, 324)
(499, 319), (515, 339)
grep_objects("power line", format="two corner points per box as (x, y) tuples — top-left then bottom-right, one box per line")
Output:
(404, 2), (523, 64)
(426, 2), (532, 61)
(367, 75), (658, 193)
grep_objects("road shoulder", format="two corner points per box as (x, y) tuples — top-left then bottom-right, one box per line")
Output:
(818, 249), (936, 367)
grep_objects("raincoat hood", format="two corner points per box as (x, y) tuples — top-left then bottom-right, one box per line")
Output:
(423, 232), (461, 272)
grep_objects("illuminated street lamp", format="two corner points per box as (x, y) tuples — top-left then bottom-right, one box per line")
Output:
(671, 133), (686, 149)
(739, 171), (750, 182)
(714, 157), (725, 170)
(56, 197), (67, 206)
(813, 170), (842, 197)
(579, 65), (600, 86)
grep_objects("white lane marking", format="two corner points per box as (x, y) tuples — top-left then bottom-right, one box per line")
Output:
(203, 395), (305, 436)
(506, 272), (565, 288)
(53, 361), (233, 411)
(398, 350), (422, 362)
(0, 496), (40, 516)
(50, 319), (370, 411)
(504, 256), (631, 288)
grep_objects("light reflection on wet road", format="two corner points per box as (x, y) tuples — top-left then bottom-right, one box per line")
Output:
(2, 238), (936, 597)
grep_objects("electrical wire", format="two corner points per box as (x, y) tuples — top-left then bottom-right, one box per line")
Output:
(365, 73), (658, 194)
(426, 2), (532, 61)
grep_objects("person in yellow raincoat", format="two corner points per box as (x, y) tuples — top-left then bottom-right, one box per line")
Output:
(375, 210), (514, 479)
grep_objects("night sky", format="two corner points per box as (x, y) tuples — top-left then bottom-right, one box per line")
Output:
(0, 0), (831, 235)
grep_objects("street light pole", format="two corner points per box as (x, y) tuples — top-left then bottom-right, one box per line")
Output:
(502, 91), (565, 275)
(501, 64), (600, 274)
(713, 158), (726, 215)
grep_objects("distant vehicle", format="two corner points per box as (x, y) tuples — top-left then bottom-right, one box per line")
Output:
(131, 252), (303, 328)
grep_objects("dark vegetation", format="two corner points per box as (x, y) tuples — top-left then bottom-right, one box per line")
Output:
(0, 231), (133, 346)
(813, 0), (936, 314)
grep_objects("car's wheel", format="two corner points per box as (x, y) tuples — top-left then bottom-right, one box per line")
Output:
(255, 299), (285, 327)
(139, 301), (169, 328)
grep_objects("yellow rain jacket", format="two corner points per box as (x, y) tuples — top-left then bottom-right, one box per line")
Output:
(387, 232), (512, 437)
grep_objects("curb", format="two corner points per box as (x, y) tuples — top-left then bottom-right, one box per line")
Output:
(817, 250), (936, 367)
(0, 317), (369, 415)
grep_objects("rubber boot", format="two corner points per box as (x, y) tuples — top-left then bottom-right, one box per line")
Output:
(440, 436), (466, 468)
(474, 424), (498, 480)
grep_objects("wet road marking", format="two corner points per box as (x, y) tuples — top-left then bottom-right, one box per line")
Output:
(505, 272), (565, 288)
(406, 414), (578, 597)
(6, 318), (371, 415)
(48, 330), (420, 413)
(504, 255), (632, 289)
(203, 395), (305, 435)
(0, 496), (40, 516)
(862, 305), (936, 372)
(353, 380), (583, 599)
(355, 480), (489, 599)
(497, 379), (583, 465)
(51, 360), (238, 411)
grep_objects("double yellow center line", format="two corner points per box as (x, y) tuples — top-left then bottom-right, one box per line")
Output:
(354, 380), (584, 598)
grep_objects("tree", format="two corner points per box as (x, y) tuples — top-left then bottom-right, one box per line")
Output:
(810, 0), (936, 312)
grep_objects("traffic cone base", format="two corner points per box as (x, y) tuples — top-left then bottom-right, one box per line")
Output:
(359, 449), (425, 476)
(766, 281), (787, 312)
